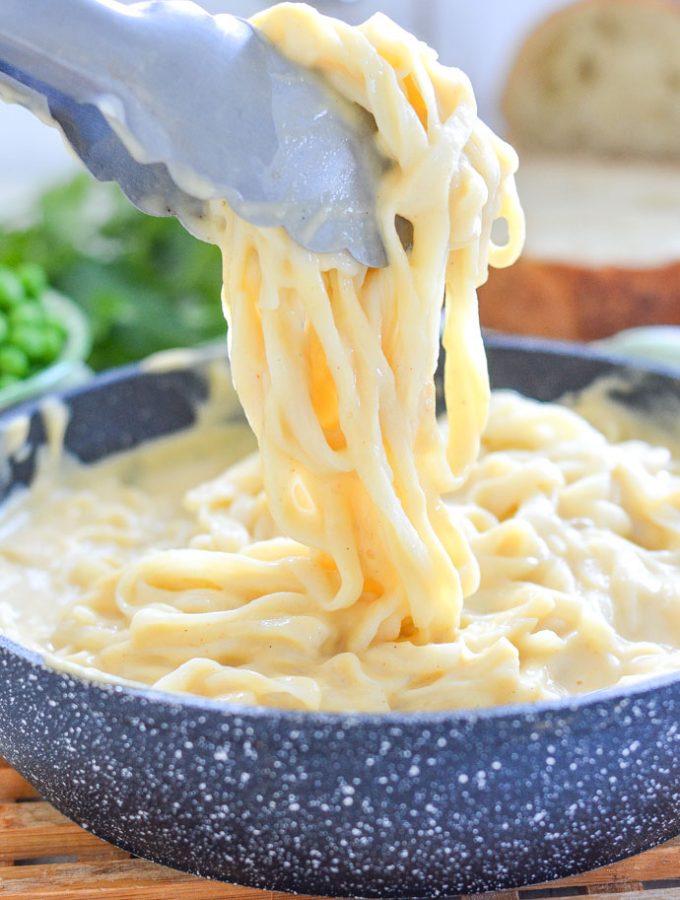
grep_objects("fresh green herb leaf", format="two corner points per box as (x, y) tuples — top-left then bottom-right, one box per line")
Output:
(0, 176), (225, 370)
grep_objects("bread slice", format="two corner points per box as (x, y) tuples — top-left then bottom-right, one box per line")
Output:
(480, 0), (680, 341)
(504, 0), (680, 159)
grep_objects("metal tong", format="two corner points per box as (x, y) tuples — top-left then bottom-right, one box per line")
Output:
(0, 0), (387, 267)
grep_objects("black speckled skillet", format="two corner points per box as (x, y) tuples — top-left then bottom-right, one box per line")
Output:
(1, 335), (680, 899)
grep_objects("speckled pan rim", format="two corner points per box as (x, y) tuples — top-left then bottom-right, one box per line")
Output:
(3, 333), (680, 730)
(5, 630), (680, 728)
(486, 330), (680, 382)
(3, 331), (680, 428)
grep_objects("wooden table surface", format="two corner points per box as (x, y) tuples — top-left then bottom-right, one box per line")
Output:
(2, 756), (680, 899)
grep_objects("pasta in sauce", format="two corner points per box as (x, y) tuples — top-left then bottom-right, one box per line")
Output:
(2, 4), (680, 713)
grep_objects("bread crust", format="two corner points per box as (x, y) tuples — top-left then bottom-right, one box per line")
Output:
(479, 257), (680, 341)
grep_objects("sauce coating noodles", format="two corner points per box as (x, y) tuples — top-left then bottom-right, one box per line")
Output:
(3, 5), (680, 713)
(212, 4), (523, 646)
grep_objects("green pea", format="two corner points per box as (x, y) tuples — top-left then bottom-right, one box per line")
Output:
(17, 263), (47, 299)
(0, 345), (29, 378)
(10, 325), (49, 362)
(9, 302), (45, 327)
(0, 373), (20, 391)
(40, 325), (66, 363)
(0, 267), (25, 310)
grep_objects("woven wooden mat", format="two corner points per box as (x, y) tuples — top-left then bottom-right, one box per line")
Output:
(2, 756), (679, 899)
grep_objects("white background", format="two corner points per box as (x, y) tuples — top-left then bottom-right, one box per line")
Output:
(0, 0), (569, 212)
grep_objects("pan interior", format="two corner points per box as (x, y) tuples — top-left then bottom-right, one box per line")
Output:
(2, 340), (680, 717)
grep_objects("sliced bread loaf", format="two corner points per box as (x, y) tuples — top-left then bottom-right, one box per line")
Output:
(480, 0), (680, 340)
(504, 0), (680, 159)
